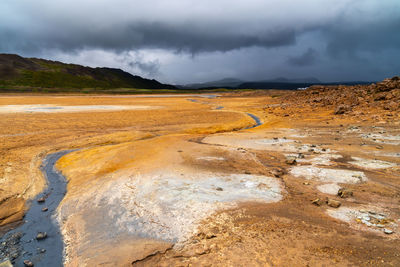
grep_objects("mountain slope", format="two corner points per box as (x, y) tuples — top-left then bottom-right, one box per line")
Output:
(0, 54), (176, 90)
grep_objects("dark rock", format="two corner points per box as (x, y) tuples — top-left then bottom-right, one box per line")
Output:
(285, 156), (297, 165)
(36, 248), (46, 254)
(271, 168), (284, 178)
(311, 198), (323, 206)
(215, 187), (223, 191)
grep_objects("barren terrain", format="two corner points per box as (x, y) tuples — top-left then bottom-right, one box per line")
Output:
(1, 78), (399, 266)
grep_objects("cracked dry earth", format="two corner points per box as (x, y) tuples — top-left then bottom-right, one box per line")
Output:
(0, 90), (399, 266)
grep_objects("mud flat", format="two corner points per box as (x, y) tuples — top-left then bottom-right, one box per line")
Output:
(0, 84), (399, 266)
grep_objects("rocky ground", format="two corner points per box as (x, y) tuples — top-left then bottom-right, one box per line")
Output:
(0, 78), (399, 266)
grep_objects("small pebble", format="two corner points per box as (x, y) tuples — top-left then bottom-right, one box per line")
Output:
(36, 232), (47, 240)
(23, 260), (34, 267)
(384, 229), (394, 235)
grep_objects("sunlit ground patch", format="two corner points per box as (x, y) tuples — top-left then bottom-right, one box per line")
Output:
(91, 172), (283, 243)
(361, 133), (400, 145)
(290, 166), (367, 184)
(203, 135), (332, 153)
(0, 104), (160, 113)
(317, 183), (341, 195)
(285, 153), (342, 166)
(349, 157), (397, 169)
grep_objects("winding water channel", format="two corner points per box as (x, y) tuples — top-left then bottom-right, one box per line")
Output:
(0, 151), (71, 267)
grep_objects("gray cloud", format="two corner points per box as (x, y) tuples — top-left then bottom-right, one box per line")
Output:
(0, 0), (399, 83)
(288, 48), (318, 66)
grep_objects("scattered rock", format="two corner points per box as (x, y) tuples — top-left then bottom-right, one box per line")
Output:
(23, 260), (34, 267)
(0, 232), (22, 264)
(36, 248), (46, 254)
(285, 156), (297, 165)
(271, 168), (285, 178)
(338, 188), (353, 198)
(311, 198), (323, 206)
(334, 105), (351, 115)
(36, 232), (47, 241)
(37, 197), (45, 203)
(215, 187), (223, 191)
(326, 198), (341, 208)
(41, 207), (48, 212)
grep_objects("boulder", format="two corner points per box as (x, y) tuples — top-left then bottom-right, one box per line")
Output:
(326, 198), (341, 208)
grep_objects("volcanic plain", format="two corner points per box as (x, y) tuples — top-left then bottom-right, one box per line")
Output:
(1, 78), (400, 266)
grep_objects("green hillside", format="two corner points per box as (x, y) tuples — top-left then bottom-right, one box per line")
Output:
(0, 54), (176, 92)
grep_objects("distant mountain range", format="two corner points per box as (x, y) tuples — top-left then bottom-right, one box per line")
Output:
(182, 77), (372, 90)
(0, 54), (373, 93)
(0, 54), (176, 91)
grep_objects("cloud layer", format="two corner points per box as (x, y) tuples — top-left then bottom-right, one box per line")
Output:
(1, 0), (399, 83)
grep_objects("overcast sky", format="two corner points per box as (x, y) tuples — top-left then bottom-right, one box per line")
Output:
(1, 0), (399, 84)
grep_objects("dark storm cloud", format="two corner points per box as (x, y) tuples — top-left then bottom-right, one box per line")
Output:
(0, 8), (297, 53)
(0, 0), (349, 54)
(325, 16), (400, 58)
(288, 48), (317, 66)
(0, 0), (399, 83)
